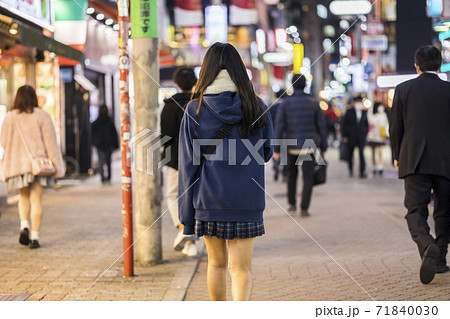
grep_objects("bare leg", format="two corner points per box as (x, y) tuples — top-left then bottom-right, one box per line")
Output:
(228, 237), (256, 301)
(29, 182), (43, 232)
(204, 236), (228, 301)
(377, 146), (384, 168)
(18, 186), (31, 223)
(371, 146), (376, 167)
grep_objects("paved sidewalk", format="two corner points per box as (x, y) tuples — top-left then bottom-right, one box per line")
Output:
(185, 148), (450, 301)
(0, 161), (203, 301)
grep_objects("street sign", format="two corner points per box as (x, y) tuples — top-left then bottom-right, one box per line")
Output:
(361, 35), (388, 51)
(130, 0), (158, 39)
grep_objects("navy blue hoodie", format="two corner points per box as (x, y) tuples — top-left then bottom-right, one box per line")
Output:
(178, 92), (274, 235)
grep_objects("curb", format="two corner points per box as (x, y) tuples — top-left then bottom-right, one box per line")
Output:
(162, 241), (206, 301)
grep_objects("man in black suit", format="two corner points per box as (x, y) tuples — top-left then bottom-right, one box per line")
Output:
(342, 96), (369, 178)
(390, 46), (450, 284)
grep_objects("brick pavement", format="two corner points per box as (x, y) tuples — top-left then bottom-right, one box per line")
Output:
(0, 161), (203, 301)
(185, 148), (450, 301)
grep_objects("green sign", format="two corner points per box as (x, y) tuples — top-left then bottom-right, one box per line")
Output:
(131, 0), (158, 39)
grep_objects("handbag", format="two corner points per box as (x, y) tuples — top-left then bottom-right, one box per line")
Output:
(313, 161), (327, 186)
(339, 141), (350, 162)
(14, 116), (56, 176)
(380, 127), (387, 139)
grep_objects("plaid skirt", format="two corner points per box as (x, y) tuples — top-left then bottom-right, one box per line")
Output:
(195, 220), (265, 240)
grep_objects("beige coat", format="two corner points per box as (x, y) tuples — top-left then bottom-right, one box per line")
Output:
(0, 108), (64, 179)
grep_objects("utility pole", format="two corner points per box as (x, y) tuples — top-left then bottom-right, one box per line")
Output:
(130, 0), (162, 265)
(117, 0), (133, 276)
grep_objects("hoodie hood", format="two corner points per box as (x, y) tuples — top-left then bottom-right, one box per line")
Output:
(202, 70), (242, 124)
(203, 92), (243, 124)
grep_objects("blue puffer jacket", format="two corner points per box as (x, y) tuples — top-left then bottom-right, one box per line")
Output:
(274, 91), (328, 152)
(178, 92), (274, 235)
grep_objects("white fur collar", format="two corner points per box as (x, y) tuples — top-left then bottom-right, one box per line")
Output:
(204, 70), (238, 95)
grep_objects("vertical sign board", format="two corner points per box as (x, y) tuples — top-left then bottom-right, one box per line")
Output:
(443, 0), (450, 18)
(293, 43), (304, 74)
(205, 5), (228, 44)
(230, 0), (258, 26)
(130, 0), (158, 39)
(174, 0), (203, 27)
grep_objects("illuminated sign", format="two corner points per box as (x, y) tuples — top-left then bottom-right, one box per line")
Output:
(205, 5), (228, 44)
(293, 43), (304, 74)
(329, 1), (372, 16)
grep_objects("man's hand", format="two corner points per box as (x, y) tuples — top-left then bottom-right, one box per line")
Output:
(273, 152), (280, 161)
(342, 137), (348, 143)
(394, 159), (399, 169)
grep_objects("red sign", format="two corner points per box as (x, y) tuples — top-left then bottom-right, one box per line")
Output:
(175, 0), (201, 11)
(231, 0), (256, 9)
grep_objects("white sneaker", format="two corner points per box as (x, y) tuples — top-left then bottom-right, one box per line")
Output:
(173, 231), (191, 251)
(182, 243), (198, 257)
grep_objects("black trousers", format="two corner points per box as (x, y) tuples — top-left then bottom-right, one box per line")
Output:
(287, 153), (315, 211)
(348, 141), (366, 176)
(98, 148), (112, 182)
(404, 174), (450, 265)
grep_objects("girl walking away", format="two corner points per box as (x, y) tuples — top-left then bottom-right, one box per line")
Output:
(0, 85), (64, 248)
(367, 102), (389, 176)
(178, 43), (274, 301)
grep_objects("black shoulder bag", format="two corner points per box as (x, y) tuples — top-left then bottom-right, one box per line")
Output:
(200, 123), (234, 166)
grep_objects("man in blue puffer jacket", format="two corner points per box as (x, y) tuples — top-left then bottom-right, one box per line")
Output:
(273, 74), (328, 216)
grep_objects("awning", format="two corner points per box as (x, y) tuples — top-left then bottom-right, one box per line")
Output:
(0, 14), (84, 63)
(17, 23), (84, 63)
(74, 74), (96, 91)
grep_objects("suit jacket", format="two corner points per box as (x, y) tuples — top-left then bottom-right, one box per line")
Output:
(389, 73), (450, 179)
(341, 108), (369, 146)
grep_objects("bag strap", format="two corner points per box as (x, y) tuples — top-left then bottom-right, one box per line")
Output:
(13, 114), (34, 161)
(200, 123), (234, 166)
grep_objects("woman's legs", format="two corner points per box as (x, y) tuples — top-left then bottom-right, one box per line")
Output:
(29, 182), (43, 234)
(204, 236), (228, 300)
(18, 186), (31, 223)
(371, 145), (376, 167)
(228, 237), (256, 301)
(377, 146), (384, 171)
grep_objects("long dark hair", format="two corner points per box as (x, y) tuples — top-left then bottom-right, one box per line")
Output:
(192, 42), (267, 138)
(13, 85), (38, 113)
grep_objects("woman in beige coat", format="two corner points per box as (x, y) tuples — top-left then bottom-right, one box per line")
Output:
(0, 85), (64, 248)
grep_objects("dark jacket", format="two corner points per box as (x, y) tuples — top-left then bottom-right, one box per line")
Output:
(275, 91), (328, 152)
(160, 92), (191, 170)
(92, 114), (119, 150)
(341, 108), (369, 146)
(178, 92), (274, 235)
(389, 73), (450, 179)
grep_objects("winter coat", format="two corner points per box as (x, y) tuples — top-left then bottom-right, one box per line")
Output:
(178, 70), (274, 235)
(274, 90), (328, 152)
(91, 114), (119, 151)
(160, 92), (192, 170)
(0, 108), (64, 179)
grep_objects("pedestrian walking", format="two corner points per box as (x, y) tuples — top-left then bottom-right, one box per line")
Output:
(341, 96), (369, 178)
(324, 104), (338, 145)
(269, 90), (287, 182)
(0, 85), (64, 249)
(273, 74), (328, 216)
(91, 105), (119, 184)
(389, 45), (450, 284)
(160, 67), (198, 257)
(178, 42), (274, 301)
(367, 102), (389, 176)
